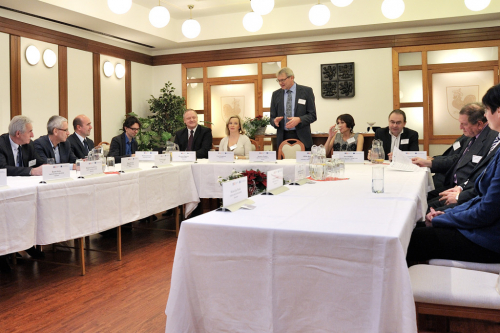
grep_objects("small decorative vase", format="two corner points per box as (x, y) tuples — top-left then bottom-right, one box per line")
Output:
(254, 127), (266, 136)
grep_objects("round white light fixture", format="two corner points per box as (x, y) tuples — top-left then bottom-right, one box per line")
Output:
(331, 0), (353, 7)
(115, 63), (125, 79)
(309, 4), (330, 26)
(464, 0), (490, 11)
(149, 5), (170, 28)
(43, 49), (57, 68)
(182, 5), (201, 39)
(243, 12), (263, 32)
(103, 61), (114, 77)
(381, 0), (405, 19)
(26, 45), (40, 65)
(251, 0), (274, 15)
(108, 0), (132, 14)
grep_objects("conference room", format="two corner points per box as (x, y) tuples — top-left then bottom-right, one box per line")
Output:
(1, 1), (500, 332)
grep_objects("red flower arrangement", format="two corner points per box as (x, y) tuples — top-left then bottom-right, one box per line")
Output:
(241, 169), (267, 196)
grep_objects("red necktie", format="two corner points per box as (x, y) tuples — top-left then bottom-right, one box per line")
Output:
(187, 130), (194, 151)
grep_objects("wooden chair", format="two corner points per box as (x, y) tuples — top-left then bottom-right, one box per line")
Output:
(250, 139), (261, 151)
(277, 139), (305, 159)
(409, 264), (500, 332)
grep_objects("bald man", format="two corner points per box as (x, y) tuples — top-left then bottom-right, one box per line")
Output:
(68, 114), (94, 159)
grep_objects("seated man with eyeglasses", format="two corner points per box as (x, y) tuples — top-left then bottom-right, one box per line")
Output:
(108, 116), (141, 163)
(34, 115), (77, 165)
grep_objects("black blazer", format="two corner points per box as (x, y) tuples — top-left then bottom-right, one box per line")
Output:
(108, 132), (138, 163)
(0, 133), (44, 176)
(374, 126), (419, 160)
(432, 135), (469, 189)
(34, 135), (77, 164)
(270, 83), (317, 149)
(67, 133), (94, 159)
(174, 126), (213, 159)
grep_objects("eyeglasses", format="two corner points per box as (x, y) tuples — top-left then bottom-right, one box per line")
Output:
(57, 128), (69, 132)
(129, 127), (140, 131)
(276, 76), (290, 84)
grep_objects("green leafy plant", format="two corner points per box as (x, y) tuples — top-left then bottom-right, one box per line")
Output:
(130, 82), (186, 151)
(242, 115), (270, 139)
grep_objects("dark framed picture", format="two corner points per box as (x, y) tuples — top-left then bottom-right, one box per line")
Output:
(321, 62), (355, 99)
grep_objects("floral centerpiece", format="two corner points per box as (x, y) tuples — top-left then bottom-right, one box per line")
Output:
(242, 115), (270, 139)
(218, 169), (267, 197)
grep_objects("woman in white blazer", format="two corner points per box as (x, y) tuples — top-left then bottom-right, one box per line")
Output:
(219, 115), (251, 159)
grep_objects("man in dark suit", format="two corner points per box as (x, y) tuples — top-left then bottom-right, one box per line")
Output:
(174, 109), (212, 159)
(108, 115), (140, 163)
(67, 114), (94, 159)
(270, 67), (317, 151)
(0, 115), (45, 273)
(431, 135), (469, 189)
(374, 109), (419, 160)
(34, 115), (77, 165)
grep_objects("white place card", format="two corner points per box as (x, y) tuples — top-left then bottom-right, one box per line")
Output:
(0, 169), (6, 186)
(42, 164), (71, 181)
(249, 151), (276, 163)
(222, 176), (248, 207)
(267, 168), (284, 192)
(135, 151), (158, 161)
(296, 151), (312, 163)
(402, 151), (427, 159)
(171, 151), (196, 162)
(121, 157), (140, 171)
(291, 164), (308, 185)
(335, 151), (364, 163)
(209, 151), (234, 163)
(154, 154), (171, 167)
(80, 161), (104, 176)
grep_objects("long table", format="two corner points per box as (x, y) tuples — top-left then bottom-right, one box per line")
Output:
(165, 164), (430, 333)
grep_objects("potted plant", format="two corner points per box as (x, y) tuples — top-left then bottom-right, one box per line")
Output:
(242, 115), (270, 139)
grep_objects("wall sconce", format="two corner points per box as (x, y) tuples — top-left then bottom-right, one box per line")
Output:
(43, 49), (57, 68)
(26, 45), (40, 65)
(103, 61), (114, 77)
(115, 63), (125, 79)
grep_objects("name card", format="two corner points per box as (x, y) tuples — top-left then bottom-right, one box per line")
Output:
(0, 169), (6, 186)
(135, 151), (158, 161)
(294, 164), (308, 183)
(333, 151), (364, 163)
(249, 151), (276, 162)
(171, 151), (196, 162)
(296, 151), (312, 163)
(121, 157), (140, 171)
(80, 161), (104, 176)
(154, 154), (171, 167)
(222, 176), (248, 207)
(267, 168), (283, 192)
(402, 151), (427, 159)
(42, 164), (71, 181)
(209, 151), (234, 163)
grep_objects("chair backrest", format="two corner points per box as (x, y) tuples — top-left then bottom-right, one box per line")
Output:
(250, 139), (260, 151)
(277, 139), (305, 160)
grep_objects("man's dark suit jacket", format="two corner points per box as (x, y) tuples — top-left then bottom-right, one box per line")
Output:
(34, 135), (77, 164)
(174, 126), (212, 159)
(108, 132), (138, 163)
(431, 125), (498, 189)
(270, 83), (317, 150)
(374, 126), (419, 160)
(0, 133), (44, 176)
(67, 133), (94, 159)
(433, 135), (469, 189)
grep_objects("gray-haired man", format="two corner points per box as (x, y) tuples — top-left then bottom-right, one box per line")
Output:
(34, 115), (77, 164)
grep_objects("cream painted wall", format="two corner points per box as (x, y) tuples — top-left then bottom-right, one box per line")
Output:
(100, 55), (125, 143)
(0, 33), (10, 133)
(131, 62), (153, 119)
(67, 48), (94, 141)
(151, 64), (182, 100)
(289, 48), (394, 134)
(21, 38), (59, 139)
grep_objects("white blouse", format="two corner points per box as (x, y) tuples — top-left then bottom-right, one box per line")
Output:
(219, 134), (252, 157)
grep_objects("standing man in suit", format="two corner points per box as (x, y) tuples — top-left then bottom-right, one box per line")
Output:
(34, 115), (77, 165)
(270, 67), (317, 151)
(174, 109), (212, 159)
(108, 115), (140, 163)
(67, 114), (94, 159)
(374, 109), (419, 160)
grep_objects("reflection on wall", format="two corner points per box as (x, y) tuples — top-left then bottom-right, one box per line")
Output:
(0, 32), (10, 133)
(211, 83), (255, 138)
(400, 107), (423, 139)
(207, 64), (257, 78)
(432, 70), (493, 135)
(187, 83), (204, 110)
(428, 47), (498, 65)
(399, 70), (423, 103)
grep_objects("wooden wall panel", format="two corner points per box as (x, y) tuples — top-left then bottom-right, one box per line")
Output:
(92, 53), (101, 144)
(125, 60), (131, 114)
(58, 45), (68, 119)
(9, 34), (21, 117)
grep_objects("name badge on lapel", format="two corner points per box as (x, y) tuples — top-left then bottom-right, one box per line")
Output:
(29, 159), (36, 167)
(298, 99), (306, 105)
(472, 155), (482, 163)
(400, 139), (409, 145)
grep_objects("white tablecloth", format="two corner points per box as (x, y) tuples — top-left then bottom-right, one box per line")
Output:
(165, 164), (429, 333)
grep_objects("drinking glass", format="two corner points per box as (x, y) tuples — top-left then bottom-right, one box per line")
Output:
(47, 158), (55, 165)
(337, 160), (345, 179)
(372, 166), (384, 193)
(106, 157), (115, 172)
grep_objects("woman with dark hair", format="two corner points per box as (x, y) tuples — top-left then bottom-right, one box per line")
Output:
(407, 83), (500, 265)
(108, 116), (141, 163)
(325, 113), (364, 155)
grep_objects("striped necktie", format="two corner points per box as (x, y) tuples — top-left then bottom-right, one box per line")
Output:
(489, 134), (500, 155)
(17, 146), (23, 167)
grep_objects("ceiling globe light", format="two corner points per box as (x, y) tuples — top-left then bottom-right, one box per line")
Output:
(25, 45), (40, 65)
(309, 3), (330, 26)
(115, 63), (125, 79)
(182, 5), (201, 39)
(251, 0), (274, 15)
(331, 0), (353, 7)
(243, 12), (263, 32)
(149, 5), (170, 28)
(108, 0), (132, 14)
(43, 49), (57, 68)
(381, 0), (405, 19)
(103, 61), (114, 77)
(464, 0), (490, 11)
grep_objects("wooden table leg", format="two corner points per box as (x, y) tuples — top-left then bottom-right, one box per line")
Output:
(11, 253), (17, 265)
(79, 237), (85, 276)
(117, 226), (122, 261)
